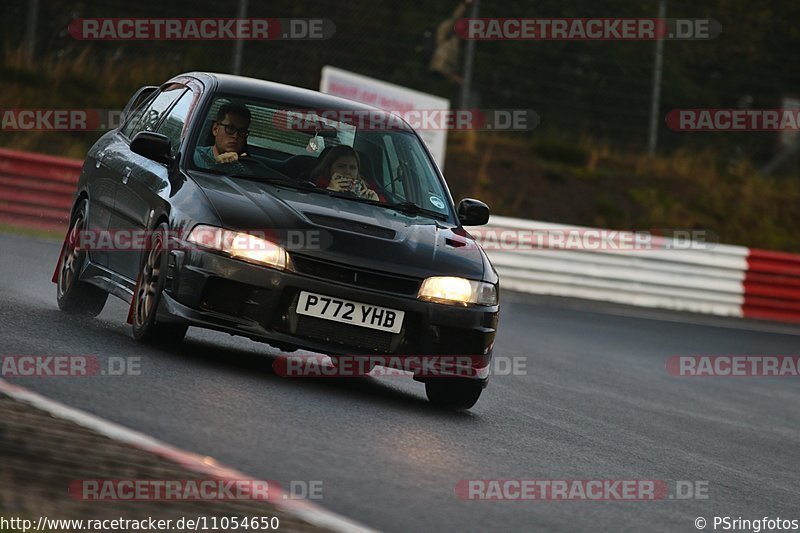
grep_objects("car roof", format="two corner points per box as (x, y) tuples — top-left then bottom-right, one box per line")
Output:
(174, 71), (413, 131)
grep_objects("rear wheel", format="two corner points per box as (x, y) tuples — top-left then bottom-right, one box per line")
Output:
(425, 378), (484, 410)
(132, 223), (187, 345)
(56, 199), (108, 316)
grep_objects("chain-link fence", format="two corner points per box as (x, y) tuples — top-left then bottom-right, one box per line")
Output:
(3, 0), (800, 163)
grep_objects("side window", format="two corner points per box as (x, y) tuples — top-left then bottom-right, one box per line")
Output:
(123, 86), (186, 140)
(156, 90), (193, 156)
(120, 86), (157, 127)
(121, 92), (157, 138)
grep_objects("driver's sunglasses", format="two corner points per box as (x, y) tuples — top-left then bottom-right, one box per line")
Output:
(216, 122), (249, 138)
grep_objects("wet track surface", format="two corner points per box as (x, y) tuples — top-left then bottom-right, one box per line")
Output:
(2, 232), (799, 532)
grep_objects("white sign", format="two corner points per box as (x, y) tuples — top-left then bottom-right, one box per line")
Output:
(320, 66), (449, 170)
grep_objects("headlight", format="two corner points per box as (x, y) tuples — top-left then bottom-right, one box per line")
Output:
(417, 276), (497, 306)
(187, 225), (287, 270)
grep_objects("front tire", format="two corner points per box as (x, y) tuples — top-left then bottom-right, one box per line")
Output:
(56, 199), (108, 316)
(131, 223), (187, 345)
(425, 378), (484, 410)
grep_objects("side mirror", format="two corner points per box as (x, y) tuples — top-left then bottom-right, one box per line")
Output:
(457, 198), (490, 226)
(131, 131), (172, 164)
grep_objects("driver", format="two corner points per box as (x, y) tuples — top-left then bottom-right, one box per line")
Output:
(194, 104), (256, 170)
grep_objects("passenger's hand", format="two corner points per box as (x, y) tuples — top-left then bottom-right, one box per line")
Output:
(215, 151), (244, 164)
(328, 173), (354, 192)
(352, 177), (379, 201)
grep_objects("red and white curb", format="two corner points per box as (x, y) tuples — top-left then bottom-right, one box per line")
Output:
(0, 379), (377, 533)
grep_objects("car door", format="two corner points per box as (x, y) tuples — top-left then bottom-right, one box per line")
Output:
(108, 85), (195, 282)
(104, 85), (185, 281)
(79, 91), (161, 269)
(82, 136), (120, 268)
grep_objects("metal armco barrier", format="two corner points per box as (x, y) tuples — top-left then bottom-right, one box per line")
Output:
(468, 216), (800, 324)
(0, 148), (798, 323)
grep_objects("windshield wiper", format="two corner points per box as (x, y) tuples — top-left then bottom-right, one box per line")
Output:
(369, 200), (449, 220)
(227, 174), (317, 190)
(276, 186), (449, 220)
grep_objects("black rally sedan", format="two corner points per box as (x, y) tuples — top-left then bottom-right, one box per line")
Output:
(54, 72), (499, 409)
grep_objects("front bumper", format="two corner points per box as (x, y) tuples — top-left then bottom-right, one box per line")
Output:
(156, 248), (499, 381)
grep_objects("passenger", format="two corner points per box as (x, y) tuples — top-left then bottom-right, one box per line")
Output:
(194, 104), (252, 168)
(314, 145), (380, 201)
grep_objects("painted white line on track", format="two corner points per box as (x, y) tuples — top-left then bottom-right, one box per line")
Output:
(0, 379), (378, 533)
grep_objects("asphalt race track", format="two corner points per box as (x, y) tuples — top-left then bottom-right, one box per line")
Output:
(2, 231), (799, 532)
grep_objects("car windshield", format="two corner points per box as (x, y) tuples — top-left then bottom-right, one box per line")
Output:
(189, 95), (452, 219)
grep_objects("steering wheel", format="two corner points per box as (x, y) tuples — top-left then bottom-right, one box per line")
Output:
(210, 154), (265, 173)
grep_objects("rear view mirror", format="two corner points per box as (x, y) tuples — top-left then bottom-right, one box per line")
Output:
(130, 131), (172, 164)
(457, 198), (490, 226)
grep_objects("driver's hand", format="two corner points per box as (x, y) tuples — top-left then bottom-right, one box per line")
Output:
(328, 173), (354, 192)
(215, 151), (244, 164)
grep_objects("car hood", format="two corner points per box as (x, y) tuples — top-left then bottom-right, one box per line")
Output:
(190, 173), (486, 280)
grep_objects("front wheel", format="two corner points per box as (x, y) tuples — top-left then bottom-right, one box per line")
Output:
(131, 223), (187, 345)
(56, 199), (108, 316)
(425, 378), (484, 410)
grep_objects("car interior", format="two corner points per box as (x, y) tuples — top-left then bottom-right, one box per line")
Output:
(195, 105), (394, 201)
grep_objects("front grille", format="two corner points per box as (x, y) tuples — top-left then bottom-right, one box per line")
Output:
(296, 315), (394, 352)
(291, 255), (421, 295)
(305, 213), (396, 239)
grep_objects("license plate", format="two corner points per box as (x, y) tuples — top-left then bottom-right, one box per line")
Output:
(296, 291), (404, 333)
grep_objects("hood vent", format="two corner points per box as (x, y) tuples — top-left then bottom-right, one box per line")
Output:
(305, 213), (396, 239)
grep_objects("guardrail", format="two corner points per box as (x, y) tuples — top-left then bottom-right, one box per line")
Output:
(1, 148), (798, 324)
(471, 216), (800, 323)
(0, 148), (81, 231)
(470, 217), (749, 317)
